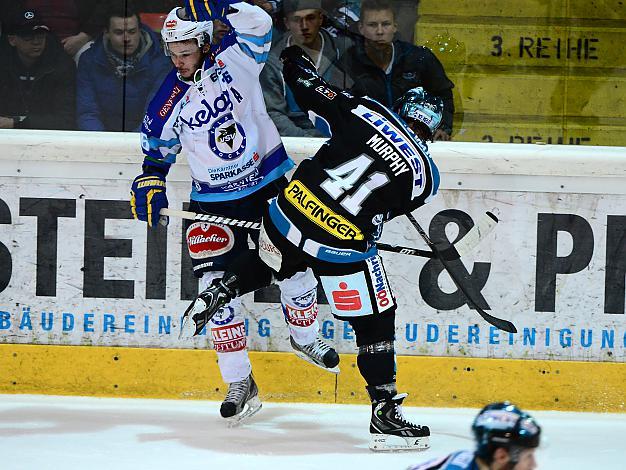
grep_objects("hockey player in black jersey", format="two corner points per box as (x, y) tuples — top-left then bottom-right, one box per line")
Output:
(180, 44), (443, 451)
(407, 402), (541, 470)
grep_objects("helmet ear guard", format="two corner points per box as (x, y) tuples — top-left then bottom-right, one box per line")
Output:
(393, 87), (444, 139)
(161, 7), (213, 55)
(472, 402), (541, 464)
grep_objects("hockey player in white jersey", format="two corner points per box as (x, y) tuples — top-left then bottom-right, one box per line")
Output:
(130, 0), (339, 425)
(407, 402), (541, 470)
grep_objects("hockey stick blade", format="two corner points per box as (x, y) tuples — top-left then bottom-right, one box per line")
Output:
(452, 211), (499, 258)
(406, 213), (517, 333)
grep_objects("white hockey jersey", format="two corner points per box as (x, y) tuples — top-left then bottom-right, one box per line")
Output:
(140, 2), (294, 202)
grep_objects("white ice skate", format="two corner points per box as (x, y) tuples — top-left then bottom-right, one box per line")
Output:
(290, 336), (340, 373)
(220, 374), (262, 427)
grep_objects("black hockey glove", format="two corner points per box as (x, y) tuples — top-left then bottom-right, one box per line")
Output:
(280, 45), (317, 76)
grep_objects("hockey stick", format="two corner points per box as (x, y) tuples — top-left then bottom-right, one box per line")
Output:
(160, 208), (262, 229)
(406, 213), (517, 333)
(160, 208), (497, 261)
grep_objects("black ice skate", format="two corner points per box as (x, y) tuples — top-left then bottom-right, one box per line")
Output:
(290, 336), (340, 373)
(369, 393), (430, 452)
(220, 374), (262, 427)
(179, 275), (238, 339)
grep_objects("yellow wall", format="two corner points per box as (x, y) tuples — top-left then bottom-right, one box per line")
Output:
(416, 1), (626, 145)
(2, 344), (624, 412)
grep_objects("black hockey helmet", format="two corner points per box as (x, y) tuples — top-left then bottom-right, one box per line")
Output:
(393, 87), (443, 138)
(472, 402), (541, 463)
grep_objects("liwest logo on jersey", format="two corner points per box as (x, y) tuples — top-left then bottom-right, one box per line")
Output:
(352, 104), (426, 198)
(320, 273), (373, 317)
(186, 222), (234, 258)
(366, 256), (394, 312)
(284, 180), (364, 241)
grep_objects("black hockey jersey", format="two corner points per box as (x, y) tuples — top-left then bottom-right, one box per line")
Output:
(269, 59), (440, 262)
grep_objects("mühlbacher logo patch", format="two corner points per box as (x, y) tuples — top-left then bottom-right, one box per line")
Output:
(284, 180), (363, 241)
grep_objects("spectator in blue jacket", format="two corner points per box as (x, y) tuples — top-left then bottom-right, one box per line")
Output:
(76, 0), (170, 131)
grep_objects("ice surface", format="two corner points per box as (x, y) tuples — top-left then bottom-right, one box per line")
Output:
(0, 395), (624, 470)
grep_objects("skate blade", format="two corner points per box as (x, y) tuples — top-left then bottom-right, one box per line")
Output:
(224, 396), (262, 428)
(292, 350), (340, 374)
(368, 433), (430, 452)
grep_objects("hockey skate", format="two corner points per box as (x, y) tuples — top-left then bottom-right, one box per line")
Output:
(369, 393), (430, 452)
(179, 276), (238, 339)
(290, 336), (340, 373)
(220, 374), (262, 427)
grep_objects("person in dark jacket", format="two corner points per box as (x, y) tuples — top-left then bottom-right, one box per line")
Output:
(340, 0), (455, 140)
(260, 0), (352, 137)
(0, 7), (76, 130)
(76, 0), (170, 132)
(0, 0), (106, 59)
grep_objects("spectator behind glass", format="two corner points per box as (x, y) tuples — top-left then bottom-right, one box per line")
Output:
(0, 7), (76, 130)
(76, 0), (171, 132)
(5, 0), (106, 60)
(340, 0), (455, 140)
(260, 0), (352, 137)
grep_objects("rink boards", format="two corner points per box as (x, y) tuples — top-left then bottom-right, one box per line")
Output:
(0, 131), (625, 411)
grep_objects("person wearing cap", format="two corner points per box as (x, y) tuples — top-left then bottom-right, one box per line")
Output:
(76, 0), (170, 131)
(0, 7), (76, 129)
(339, 0), (455, 140)
(260, 0), (352, 137)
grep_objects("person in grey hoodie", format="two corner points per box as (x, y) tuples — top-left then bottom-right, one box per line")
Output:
(260, 0), (352, 137)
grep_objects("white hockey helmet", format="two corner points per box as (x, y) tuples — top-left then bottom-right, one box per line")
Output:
(161, 7), (213, 54)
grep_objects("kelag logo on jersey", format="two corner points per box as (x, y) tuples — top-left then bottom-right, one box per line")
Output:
(209, 113), (247, 160)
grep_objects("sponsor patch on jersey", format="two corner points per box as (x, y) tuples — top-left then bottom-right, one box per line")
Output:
(258, 222), (282, 272)
(284, 180), (363, 241)
(211, 322), (246, 352)
(158, 85), (183, 119)
(292, 288), (316, 308)
(209, 113), (247, 160)
(186, 222), (234, 259)
(320, 272), (373, 317)
(296, 77), (313, 87)
(283, 303), (317, 327)
(366, 256), (394, 313)
(210, 306), (235, 326)
(315, 85), (337, 100)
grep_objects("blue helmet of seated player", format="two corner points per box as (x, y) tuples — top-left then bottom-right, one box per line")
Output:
(472, 402), (541, 470)
(393, 87), (444, 142)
